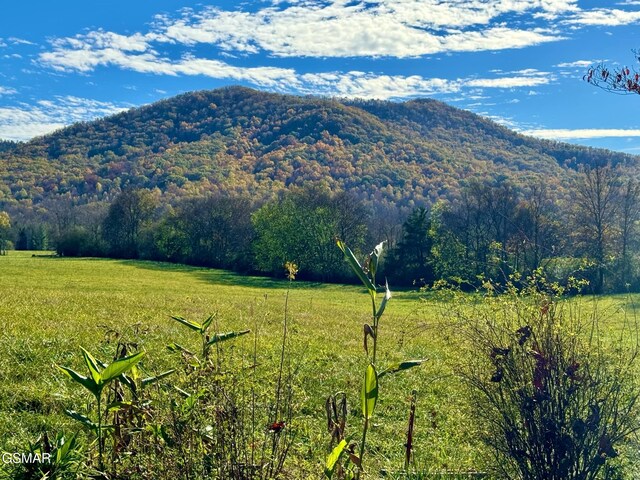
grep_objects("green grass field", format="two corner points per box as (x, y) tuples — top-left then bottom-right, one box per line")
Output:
(1, 251), (638, 478)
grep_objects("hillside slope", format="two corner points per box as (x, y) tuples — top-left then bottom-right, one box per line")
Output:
(0, 86), (635, 213)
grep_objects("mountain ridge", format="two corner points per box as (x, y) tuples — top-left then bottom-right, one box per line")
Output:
(0, 86), (636, 214)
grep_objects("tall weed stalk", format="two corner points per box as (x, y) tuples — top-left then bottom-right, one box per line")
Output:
(325, 241), (426, 479)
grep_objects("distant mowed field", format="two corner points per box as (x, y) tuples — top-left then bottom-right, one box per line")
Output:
(1, 251), (637, 478)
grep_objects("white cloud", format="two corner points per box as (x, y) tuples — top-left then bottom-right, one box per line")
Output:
(467, 76), (549, 88)
(300, 71), (458, 99)
(464, 68), (551, 88)
(40, 38), (555, 99)
(0, 116), (65, 141)
(40, 39), (301, 90)
(565, 8), (640, 26)
(0, 87), (16, 95)
(34, 0), (640, 108)
(8, 37), (36, 46)
(555, 60), (601, 68)
(521, 128), (640, 139)
(149, 2), (566, 58)
(0, 96), (128, 142)
(483, 114), (520, 129)
(39, 1), (571, 63)
(39, 23), (556, 100)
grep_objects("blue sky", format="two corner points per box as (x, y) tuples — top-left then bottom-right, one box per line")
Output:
(1, 0), (640, 153)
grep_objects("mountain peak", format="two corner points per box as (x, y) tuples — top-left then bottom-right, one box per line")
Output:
(1, 87), (636, 215)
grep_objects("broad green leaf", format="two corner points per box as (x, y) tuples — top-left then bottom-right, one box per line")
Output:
(183, 395), (198, 411)
(202, 314), (215, 332)
(129, 364), (141, 382)
(369, 241), (385, 278)
(337, 240), (375, 294)
(80, 347), (102, 385)
(378, 359), (427, 379)
(57, 365), (100, 397)
(101, 351), (145, 384)
(142, 369), (176, 387)
(375, 281), (392, 320)
(325, 439), (347, 479)
(56, 432), (77, 463)
(64, 409), (97, 432)
(361, 363), (378, 420)
(206, 330), (251, 346)
(170, 315), (203, 333)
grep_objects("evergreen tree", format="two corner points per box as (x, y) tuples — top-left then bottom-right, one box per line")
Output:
(388, 207), (434, 287)
(16, 228), (28, 250)
(31, 225), (48, 250)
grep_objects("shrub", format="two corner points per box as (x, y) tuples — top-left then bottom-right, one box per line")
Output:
(56, 227), (103, 257)
(452, 275), (640, 479)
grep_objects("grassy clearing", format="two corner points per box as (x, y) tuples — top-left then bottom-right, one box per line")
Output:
(0, 251), (636, 478)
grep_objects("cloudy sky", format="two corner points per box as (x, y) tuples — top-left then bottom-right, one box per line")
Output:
(1, 0), (640, 152)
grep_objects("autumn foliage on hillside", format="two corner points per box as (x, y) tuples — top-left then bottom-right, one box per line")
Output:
(0, 86), (634, 214)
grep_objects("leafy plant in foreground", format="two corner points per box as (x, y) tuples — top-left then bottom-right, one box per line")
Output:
(166, 313), (254, 477)
(57, 347), (145, 471)
(166, 298), (297, 479)
(104, 339), (176, 477)
(169, 313), (250, 361)
(325, 240), (426, 479)
(454, 275), (640, 479)
(8, 430), (86, 480)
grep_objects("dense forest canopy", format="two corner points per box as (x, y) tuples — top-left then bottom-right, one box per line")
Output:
(1, 86), (635, 215)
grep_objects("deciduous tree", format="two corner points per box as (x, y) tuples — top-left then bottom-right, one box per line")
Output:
(0, 211), (10, 255)
(572, 163), (621, 293)
(102, 189), (157, 258)
(252, 186), (367, 281)
(616, 178), (640, 289)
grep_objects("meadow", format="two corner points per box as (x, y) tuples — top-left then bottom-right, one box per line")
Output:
(0, 251), (637, 478)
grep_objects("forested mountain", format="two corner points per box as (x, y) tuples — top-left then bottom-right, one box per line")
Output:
(3, 86), (640, 292)
(1, 86), (635, 215)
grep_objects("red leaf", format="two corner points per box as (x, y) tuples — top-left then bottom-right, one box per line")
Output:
(268, 421), (285, 433)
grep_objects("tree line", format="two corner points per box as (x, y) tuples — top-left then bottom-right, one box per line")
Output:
(2, 161), (639, 293)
